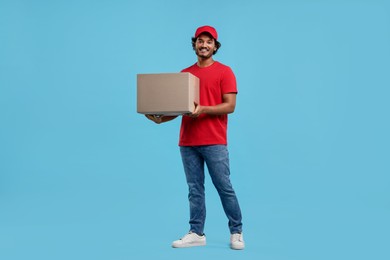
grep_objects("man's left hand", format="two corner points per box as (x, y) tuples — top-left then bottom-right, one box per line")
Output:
(190, 102), (203, 118)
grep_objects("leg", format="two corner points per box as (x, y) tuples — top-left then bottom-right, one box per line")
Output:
(180, 146), (206, 235)
(201, 145), (243, 234)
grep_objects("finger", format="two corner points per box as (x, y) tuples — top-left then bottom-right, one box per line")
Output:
(154, 115), (163, 123)
(146, 114), (160, 123)
(189, 111), (199, 118)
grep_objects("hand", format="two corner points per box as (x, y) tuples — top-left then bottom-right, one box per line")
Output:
(145, 114), (163, 124)
(189, 102), (203, 118)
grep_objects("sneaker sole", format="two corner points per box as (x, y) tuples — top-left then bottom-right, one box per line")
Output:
(172, 241), (206, 248)
(230, 244), (245, 250)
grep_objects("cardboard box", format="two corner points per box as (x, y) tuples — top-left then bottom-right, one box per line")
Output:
(137, 72), (199, 115)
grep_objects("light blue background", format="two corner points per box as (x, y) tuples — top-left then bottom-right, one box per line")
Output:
(1, 0), (389, 259)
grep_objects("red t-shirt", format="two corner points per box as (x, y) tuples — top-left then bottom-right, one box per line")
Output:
(179, 61), (237, 146)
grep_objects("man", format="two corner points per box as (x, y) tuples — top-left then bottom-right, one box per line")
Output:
(146, 25), (244, 250)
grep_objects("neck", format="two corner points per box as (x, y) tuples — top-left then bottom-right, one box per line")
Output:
(197, 56), (215, 68)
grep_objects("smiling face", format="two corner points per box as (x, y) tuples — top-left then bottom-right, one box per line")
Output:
(194, 33), (217, 59)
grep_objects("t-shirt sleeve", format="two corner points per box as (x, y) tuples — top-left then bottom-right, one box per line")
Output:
(221, 66), (238, 94)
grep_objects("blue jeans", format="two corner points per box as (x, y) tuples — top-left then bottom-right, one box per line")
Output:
(180, 145), (243, 235)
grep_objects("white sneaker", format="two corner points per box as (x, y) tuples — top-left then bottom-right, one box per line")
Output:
(230, 233), (245, 250)
(172, 232), (206, 248)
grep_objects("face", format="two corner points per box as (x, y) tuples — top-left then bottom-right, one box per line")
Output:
(195, 33), (217, 59)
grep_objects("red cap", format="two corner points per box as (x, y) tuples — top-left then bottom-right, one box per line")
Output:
(195, 25), (218, 40)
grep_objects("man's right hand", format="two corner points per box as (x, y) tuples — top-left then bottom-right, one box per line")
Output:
(145, 114), (163, 124)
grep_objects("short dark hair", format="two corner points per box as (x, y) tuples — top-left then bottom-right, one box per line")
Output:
(192, 36), (222, 55)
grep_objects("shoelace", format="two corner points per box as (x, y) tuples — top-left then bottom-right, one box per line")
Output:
(231, 233), (242, 242)
(180, 232), (193, 241)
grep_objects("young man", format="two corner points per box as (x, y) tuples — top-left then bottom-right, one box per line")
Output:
(146, 25), (244, 250)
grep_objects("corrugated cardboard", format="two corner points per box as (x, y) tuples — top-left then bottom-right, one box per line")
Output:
(137, 72), (199, 115)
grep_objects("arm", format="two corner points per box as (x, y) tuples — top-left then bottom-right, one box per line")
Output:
(145, 115), (178, 124)
(190, 93), (236, 118)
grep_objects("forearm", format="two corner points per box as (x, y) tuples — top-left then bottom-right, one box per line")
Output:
(191, 93), (237, 118)
(160, 115), (178, 123)
(201, 102), (235, 115)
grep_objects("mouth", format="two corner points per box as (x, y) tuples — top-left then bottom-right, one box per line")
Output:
(199, 48), (209, 53)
